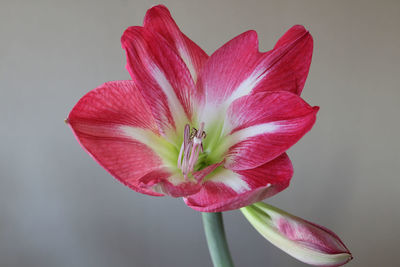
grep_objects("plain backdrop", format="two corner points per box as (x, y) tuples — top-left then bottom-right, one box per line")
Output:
(1, 0), (399, 266)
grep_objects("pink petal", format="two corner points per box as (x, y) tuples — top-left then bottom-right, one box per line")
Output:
(196, 30), (261, 107)
(224, 91), (318, 170)
(143, 5), (208, 82)
(252, 25), (313, 96)
(192, 161), (224, 182)
(184, 153), (293, 212)
(137, 171), (201, 197)
(138, 162), (225, 198)
(197, 26), (312, 119)
(276, 217), (349, 256)
(121, 26), (196, 134)
(68, 81), (168, 196)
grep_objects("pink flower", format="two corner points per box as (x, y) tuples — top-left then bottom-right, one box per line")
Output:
(67, 5), (317, 212)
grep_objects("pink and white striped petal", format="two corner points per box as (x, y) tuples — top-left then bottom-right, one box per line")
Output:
(143, 5), (209, 82)
(223, 91), (318, 170)
(197, 25), (312, 112)
(67, 81), (170, 196)
(137, 161), (227, 197)
(137, 171), (202, 197)
(184, 153), (293, 212)
(197, 30), (261, 109)
(251, 25), (313, 96)
(121, 27), (196, 137)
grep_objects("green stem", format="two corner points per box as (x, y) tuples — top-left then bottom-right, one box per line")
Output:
(202, 212), (234, 267)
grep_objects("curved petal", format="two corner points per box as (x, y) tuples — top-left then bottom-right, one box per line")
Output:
(137, 171), (201, 197)
(143, 5), (208, 82)
(197, 30), (261, 107)
(223, 91), (318, 170)
(121, 26), (196, 137)
(67, 81), (168, 196)
(184, 153), (293, 212)
(252, 25), (313, 96)
(197, 26), (312, 125)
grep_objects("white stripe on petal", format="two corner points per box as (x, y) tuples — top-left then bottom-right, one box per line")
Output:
(210, 169), (250, 193)
(168, 175), (185, 186)
(151, 64), (189, 127)
(200, 69), (269, 130)
(229, 122), (281, 144)
(178, 46), (197, 82)
(120, 126), (158, 148)
(225, 68), (268, 106)
(120, 125), (180, 169)
(152, 184), (166, 194)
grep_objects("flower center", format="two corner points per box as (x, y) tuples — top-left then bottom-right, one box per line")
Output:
(177, 123), (206, 179)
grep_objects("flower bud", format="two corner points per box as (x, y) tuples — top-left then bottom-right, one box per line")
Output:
(241, 202), (352, 266)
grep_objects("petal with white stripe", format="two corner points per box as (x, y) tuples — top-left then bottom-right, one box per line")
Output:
(252, 25), (313, 96)
(184, 153), (293, 212)
(197, 26), (313, 127)
(222, 91), (318, 170)
(121, 27), (196, 139)
(67, 81), (172, 196)
(143, 5), (208, 83)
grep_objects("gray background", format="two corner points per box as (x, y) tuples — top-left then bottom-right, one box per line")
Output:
(1, 0), (399, 266)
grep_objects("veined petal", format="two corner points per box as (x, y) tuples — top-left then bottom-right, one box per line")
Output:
(252, 25), (313, 96)
(197, 26), (312, 126)
(222, 91), (318, 170)
(137, 171), (201, 197)
(67, 81), (174, 196)
(192, 161), (224, 183)
(143, 5), (208, 82)
(184, 154), (293, 212)
(197, 30), (260, 107)
(121, 26), (196, 137)
(241, 202), (352, 266)
(144, 162), (225, 198)
(196, 31), (261, 124)
(68, 80), (205, 198)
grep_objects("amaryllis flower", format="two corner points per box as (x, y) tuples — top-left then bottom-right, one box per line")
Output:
(67, 5), (317, 212)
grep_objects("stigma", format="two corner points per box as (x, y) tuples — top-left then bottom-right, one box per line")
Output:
(177, 123), (206, 179)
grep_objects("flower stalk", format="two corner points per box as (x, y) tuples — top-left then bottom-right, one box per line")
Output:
(202, 212), (234, 267)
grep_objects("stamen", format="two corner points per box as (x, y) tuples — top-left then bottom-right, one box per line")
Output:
(177, 142), (185, 169)
(177, 123), (206, 179)
(177, 124), (190, 169)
